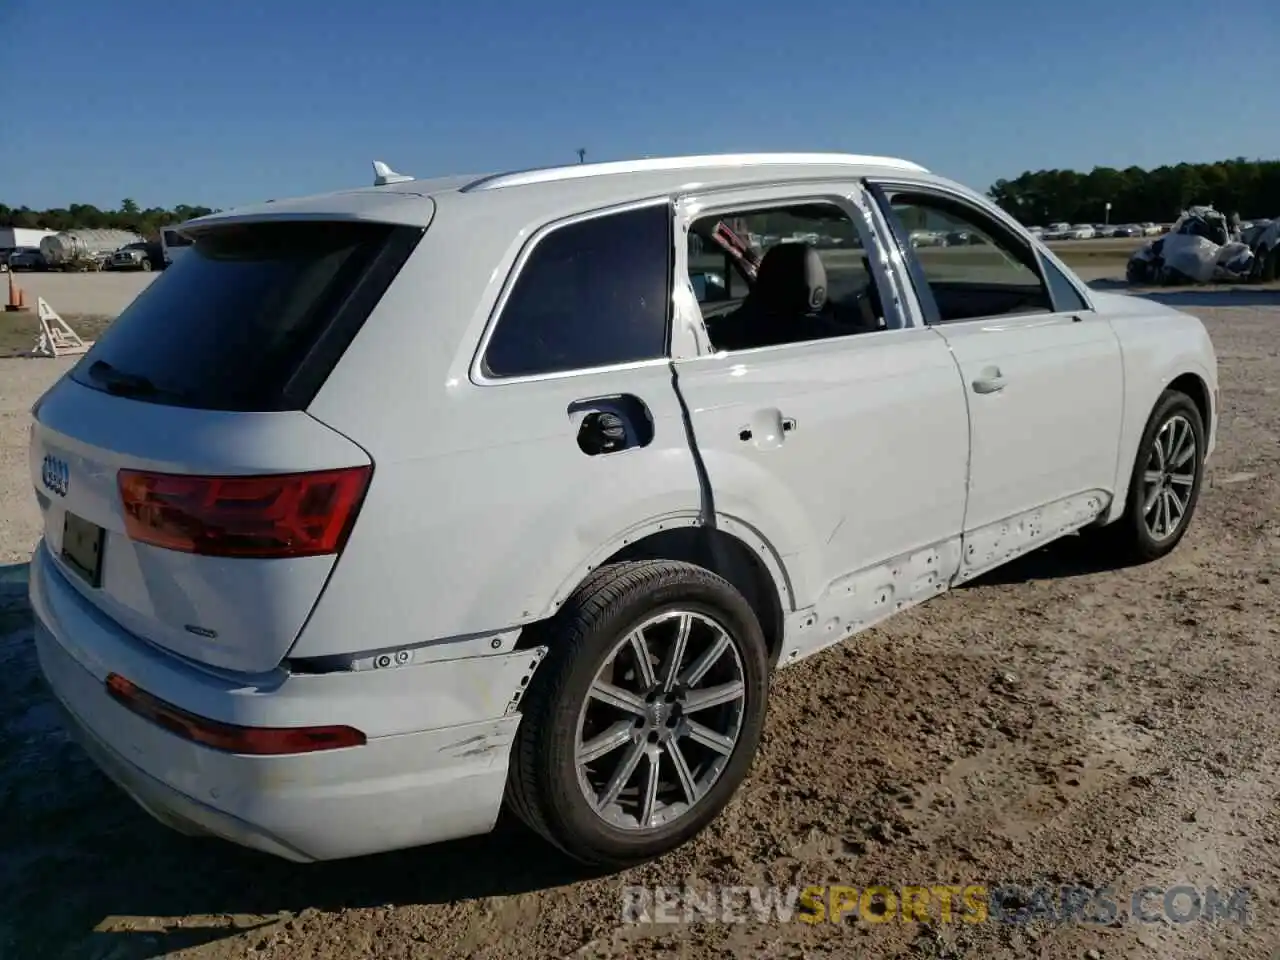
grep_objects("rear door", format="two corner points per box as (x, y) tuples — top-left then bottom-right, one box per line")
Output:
(869, 182), (1124, 580)
(670, 182), (971, 656)
(29, 216), (425, 674)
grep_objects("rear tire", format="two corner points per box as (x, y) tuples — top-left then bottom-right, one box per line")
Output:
(1098, 389), (1205, 563)
(507, 559), (770, 868)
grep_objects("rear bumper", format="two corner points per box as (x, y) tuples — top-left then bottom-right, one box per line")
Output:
(30, 541), (538, 862)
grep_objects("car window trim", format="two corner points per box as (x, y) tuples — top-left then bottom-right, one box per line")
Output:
(674, 186), (911, 359)
(471, 197), (676, 386)
(866, 179), (1096, 324)
(675, 323), (928, 367)
(1035, 244), (1097, 314)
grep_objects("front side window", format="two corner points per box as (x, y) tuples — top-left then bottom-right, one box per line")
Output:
(482, 204), (672, 379)
(885, 191), (1053, 323)
(687, 200), (891, 352)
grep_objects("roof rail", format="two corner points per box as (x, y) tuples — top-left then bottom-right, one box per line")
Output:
(461, 152), (928, 192)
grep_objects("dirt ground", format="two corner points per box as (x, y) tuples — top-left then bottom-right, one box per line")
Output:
(1, 285), (1278, 960)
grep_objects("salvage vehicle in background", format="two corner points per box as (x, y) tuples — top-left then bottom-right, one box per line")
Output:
(40, 228), (144, 272)
(1242, 218), (1278, 282)
(29, 152), (1218, 869)
(1127, 205), (1255, 284)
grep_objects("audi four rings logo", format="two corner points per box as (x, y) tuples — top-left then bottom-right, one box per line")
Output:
(42, 454), (69, 497)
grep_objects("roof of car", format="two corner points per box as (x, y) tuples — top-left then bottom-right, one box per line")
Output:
(185, 153), (941, 230)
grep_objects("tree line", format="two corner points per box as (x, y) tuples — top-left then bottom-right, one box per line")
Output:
(988, 158), (1280, 226)
(0, 199), (217, 239)
(6, 159), (1279, 238)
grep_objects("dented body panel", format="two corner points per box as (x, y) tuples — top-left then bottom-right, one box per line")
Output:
(29, 153), (1219, 861)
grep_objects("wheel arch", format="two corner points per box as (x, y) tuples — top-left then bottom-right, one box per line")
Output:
(1105, 364), (1214, 525)
(1167, 370), (1211, 434)
(521, 517), (793, 668)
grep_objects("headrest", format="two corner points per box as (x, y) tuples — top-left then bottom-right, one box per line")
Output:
(752, 242), (827, 314)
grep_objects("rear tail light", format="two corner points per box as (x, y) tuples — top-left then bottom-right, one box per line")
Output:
(106, 673), (366, 755)
(118, 465), (371, 558)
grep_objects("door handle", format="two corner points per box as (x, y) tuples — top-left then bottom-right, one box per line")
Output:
(972, 371), (1006, 394)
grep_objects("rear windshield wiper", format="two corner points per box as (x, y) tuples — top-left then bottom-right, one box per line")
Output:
(86, 360), (171, 399)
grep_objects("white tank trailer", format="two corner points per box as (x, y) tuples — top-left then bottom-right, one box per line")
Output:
(40, 229), (144, 270)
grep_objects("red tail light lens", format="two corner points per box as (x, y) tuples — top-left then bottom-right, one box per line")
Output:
(118, 465), (372, 558)
(106, 673), (366, 755)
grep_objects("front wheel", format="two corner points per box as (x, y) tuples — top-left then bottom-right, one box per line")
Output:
(506, 559), (770, 868)
(1099, 389), (1206, 563)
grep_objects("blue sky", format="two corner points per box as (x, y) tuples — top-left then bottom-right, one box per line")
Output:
(2, 0), (1276, 211)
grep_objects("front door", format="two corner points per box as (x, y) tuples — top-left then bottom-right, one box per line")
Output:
(870, 182), (1124, 581)
(670, 182), (971, 659)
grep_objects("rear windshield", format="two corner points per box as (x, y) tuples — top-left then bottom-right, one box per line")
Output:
(70, 220), (421, 411)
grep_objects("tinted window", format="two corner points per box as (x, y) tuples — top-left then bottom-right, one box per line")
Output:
(482, 204), (671, 378)
(164, 229), (193, 247)
(71, 221), (420, 411)
(1041, 256), (1089, 312)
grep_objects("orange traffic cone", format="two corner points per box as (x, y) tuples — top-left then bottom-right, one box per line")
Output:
(4, 271), (26, 312)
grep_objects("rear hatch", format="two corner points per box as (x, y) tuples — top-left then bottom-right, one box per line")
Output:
(30, 216), (424, 674)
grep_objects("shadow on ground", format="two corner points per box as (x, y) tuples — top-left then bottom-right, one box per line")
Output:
(958, 531), (1140, 588)
(0, 558), (606, 960)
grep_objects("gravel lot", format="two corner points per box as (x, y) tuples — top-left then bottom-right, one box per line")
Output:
(4, 270), (155, 318)
(1, 285), (1278, 960)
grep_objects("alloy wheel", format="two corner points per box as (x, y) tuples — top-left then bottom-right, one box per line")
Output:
(1142, 413), (1197, 541)
(574, 609), (746, 831)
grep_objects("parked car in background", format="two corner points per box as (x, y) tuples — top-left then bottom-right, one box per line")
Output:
(30, 152), (1219, 869)
(7, 247), (48, 271)
(1112, 224), (1144, 238)
(108, 241), (162, 272)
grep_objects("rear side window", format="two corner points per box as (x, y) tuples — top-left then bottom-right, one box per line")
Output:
(71, 220), (421, 411)
(481, 203), (672, 379)
(163, 229), (193, 248)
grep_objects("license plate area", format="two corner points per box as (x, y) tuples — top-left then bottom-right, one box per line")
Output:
(61, 512), (105, 588)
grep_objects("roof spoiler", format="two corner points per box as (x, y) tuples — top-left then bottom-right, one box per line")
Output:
(372, 160), (413, 186)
